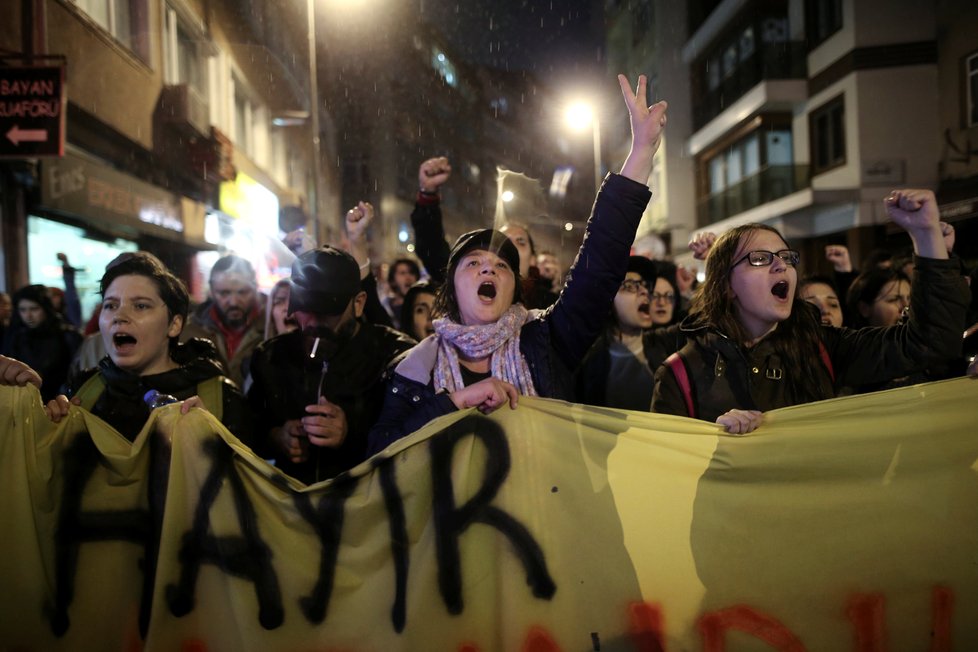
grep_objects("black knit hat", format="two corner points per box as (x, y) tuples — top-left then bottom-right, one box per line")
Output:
(626, 255), (659, 288)
(447, 229), (522, 277)
(288, 245), (361, 316)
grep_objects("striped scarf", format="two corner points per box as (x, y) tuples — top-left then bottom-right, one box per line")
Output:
(432, 304), (538, 396)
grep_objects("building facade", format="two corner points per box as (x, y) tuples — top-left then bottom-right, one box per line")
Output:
(605, 0), (978, 275)
(0, 0), (334, 316)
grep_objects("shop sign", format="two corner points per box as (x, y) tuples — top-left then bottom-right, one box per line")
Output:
(40, 151), (184, 239)
(0, 63), (65, 158)
(219, 172), (279, 237)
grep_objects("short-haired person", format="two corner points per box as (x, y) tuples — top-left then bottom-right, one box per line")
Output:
(576, 256), (661, 410)
(247, 245), (416, 483)
(41, 252), (255, 444)
(181, 254), (263, 388)
(652, 189), (969, 434)
(399, 281), (438, 341)
(367, 74), (668, 454)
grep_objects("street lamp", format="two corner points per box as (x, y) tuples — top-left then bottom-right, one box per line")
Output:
(306, 0), (324, 242)
(565, 101), (602, 195)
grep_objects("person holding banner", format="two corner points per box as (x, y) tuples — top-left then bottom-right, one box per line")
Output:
(41, 252), (255, 444)
(653, 189), (970, 434)
(367, 74), (667, 454)
(0, 354), (42, 388)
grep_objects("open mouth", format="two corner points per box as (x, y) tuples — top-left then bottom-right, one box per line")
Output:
(771, 281), (790, 300)
(112, 332), (137, 351)
(477, 282), (497, 300)
(637, 302), (651, 315)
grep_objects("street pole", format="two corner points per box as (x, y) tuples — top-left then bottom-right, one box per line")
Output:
(306, 0), (323, 242)
(592, 117), (602, 195)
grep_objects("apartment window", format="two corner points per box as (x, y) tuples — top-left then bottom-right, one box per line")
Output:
(967, 51), (978, 127)
(810, 95), (846, 174)
(163, 5), (210, 120)
(71, 0), (150, 61)
(806, 0), (843, 49)
(233, 74), (254, 157)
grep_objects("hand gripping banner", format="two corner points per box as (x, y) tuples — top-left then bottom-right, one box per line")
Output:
(1, 377), (977, 651)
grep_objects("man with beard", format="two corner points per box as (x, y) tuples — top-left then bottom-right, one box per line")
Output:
(247, 245), (415, 483)
(181, 255), (263, 389)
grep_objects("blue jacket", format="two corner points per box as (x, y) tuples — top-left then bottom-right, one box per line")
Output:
(366, 173), (652, 455)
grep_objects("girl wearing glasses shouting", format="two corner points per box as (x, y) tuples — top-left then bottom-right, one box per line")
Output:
(652, 189), (969, 434)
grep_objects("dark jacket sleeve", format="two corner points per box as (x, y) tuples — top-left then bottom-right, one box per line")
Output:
(219, 379), (262, 453)
(824, 256), (969, 386)
(410, 196), (451, 284)
(366, 371), (457, 457)
(545, 173), (652, 370)
(360, 270), (394, 328)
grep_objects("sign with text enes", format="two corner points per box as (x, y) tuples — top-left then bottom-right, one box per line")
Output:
(1, 379), (977, 651)
(0, 65), (66, 158)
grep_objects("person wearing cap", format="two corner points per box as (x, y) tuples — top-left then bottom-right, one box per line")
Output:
(181, 254), (264, 389)
(246, 243), (416, 484)
(366, 74), (668, 455)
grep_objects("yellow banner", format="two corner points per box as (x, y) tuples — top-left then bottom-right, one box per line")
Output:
(1, 378), (977, 651)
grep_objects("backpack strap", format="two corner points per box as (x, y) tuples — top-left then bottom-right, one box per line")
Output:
(665, 352), (695, 418)
(195, 376), (225, 423)
(817, 339), (835, 384)
(71, 372), (225, 422)
(73, 373), (107, 411)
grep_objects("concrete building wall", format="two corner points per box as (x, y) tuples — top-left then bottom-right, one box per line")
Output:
(46, 1), (163, 151)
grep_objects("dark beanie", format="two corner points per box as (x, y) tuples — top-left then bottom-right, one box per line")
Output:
(446, 229), (521, 277)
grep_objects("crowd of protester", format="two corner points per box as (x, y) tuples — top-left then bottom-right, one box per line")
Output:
(2, 72), (977, 483)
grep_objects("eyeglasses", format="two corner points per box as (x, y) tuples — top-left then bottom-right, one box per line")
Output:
(619, 279), (649, 293)
(732, 249), (800, 269)
(650, 292), (675, 303)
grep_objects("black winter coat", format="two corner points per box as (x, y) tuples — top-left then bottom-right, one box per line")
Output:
(3, 319), (82, 402)
(652, 256), (970, 423)
(248, 320), (415, 483)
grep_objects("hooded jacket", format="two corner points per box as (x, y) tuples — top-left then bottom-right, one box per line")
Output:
(3, 285), (82, 401)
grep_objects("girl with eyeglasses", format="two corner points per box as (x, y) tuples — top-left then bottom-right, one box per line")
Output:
(652, 189), (969, 434)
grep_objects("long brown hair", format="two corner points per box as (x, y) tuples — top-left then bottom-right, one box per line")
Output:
(686, 224), (831, 403)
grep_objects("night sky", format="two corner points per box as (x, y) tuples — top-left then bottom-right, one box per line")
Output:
(420, 0), (604, 84)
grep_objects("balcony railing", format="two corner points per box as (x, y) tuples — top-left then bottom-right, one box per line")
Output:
(697, 163), (810, 227)
(694, 41), (807, 131)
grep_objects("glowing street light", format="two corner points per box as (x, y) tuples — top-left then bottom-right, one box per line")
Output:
(564, 100), (602, 195)
(501, 190), (515, 202)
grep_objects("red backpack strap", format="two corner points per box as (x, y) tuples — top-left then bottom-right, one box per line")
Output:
(665, 352), (695, 418)
(817, 339), (835, 383)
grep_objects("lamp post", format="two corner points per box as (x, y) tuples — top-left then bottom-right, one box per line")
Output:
(565, 101), (602, 195)
(306, 0), (323, 241)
